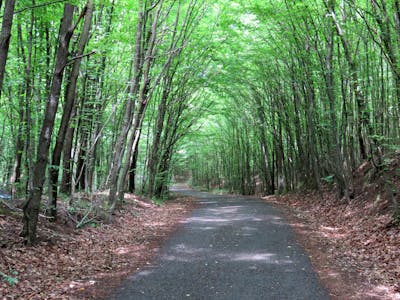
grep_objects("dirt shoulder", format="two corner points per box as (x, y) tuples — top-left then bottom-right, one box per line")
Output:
(0, 194), (196, 299)
(264, 192), (400, 300)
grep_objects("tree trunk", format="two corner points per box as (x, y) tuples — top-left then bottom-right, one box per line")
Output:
(9, 22), (27, 195)
(329, 3), (371, 160)
(324, 0), (349, 200)
(107, 3), (147, 207)
(21, 4), (75, 245)
(0, 0), (16, 95)
(147, 82), (170, 197)
(128, 130), (140, 192)
(60, 109), (76, 195)
(49, 0), (94, 221)
(253, 91), (274, 194)
(114, 1), (166, 206)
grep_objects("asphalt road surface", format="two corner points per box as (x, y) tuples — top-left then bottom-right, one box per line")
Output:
(110, 188), (330, 300)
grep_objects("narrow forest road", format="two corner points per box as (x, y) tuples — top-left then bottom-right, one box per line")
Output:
(109, 188), (329, 300)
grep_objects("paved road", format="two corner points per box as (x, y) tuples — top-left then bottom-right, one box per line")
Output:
(110, 189), (329, 300)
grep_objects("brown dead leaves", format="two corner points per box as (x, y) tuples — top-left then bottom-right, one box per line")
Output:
(0, 194), (195, 299)
(268, 191), (400, 300)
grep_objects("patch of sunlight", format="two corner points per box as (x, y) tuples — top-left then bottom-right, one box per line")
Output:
(187, 217), (231, 223)
(172, 244), (209, 255)
(232, 253), (275, 262)
(222, 252), (294, 265)
(115, 247), (130, 255)
(95, 271), (129, 278)
(325, 271), (340, 278)
(148, 222), (167, 226)
(319, 226), (347, 239)
(162, 255), (194, 262)
(363, 285), (400, 300)
(195, 216), (268, 223)
(114, 245), (145, 255)
(186, 214), (283, 225)
(197, 226), (217, 231)
(198, 201), (218, 204)
(134, 269), (155, 278)
(162, 244), (211, 262)
(209, 206), (243, 213)
(68, 280), (96, 289)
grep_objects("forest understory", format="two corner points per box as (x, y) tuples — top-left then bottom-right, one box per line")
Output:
(0, 193), (196, 299)
(267, 156), (400, 300)
(1, 157), (400, 299)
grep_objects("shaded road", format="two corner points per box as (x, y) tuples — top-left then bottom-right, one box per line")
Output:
(110, 188), (329, 300)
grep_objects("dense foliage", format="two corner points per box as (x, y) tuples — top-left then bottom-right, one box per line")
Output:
(0, 0), (399, 243)
(186, 0), (400, 202)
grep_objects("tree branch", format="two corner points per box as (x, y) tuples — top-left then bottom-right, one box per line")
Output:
(66, 50), (96, 67)
(0, 0), (67, 18)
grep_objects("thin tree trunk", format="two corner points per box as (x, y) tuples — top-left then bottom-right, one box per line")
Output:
(325, 0), (349, 200)
(86, 1), (114, 192)
(10, 20), (32, 197)
(147, 82), (170, 197)
(128, 132), (140, 192)
(114, 1), (166, 205)
(107, 2), (147, 207)
(60, 107), (76, 194)
(253, 91), (274, 194)
(49, 0), (93, 221)
(24, 4), (35, 196)
(329, 2), (371, 160)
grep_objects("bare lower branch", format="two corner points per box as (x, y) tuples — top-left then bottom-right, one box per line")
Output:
(66, 50), (96, 67)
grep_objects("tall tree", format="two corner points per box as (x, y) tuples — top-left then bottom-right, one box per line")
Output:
(49, 0), (94, 220)
(107, 0), (152, 208)
(0, 0), (16, 95)
(21, 4), (77, 245)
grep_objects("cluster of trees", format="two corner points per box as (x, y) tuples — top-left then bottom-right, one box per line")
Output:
(0, 0), (213, 245)
(3, 0), (399, 244)
(189, 0), (400, 200)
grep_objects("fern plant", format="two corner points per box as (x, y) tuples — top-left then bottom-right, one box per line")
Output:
(0, 269), (18, 286)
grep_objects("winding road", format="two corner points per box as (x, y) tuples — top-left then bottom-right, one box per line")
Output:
(110, 188), (329, 300)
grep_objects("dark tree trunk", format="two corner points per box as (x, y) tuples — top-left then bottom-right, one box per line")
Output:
(147, 84), (169, 197)
(253, 91), (274, 194)
(128, 128), (140, 193)
(60, 111), (76, 195)
(49, 0), (94, 220)
(0, 0), (16, 95)
(21, 4), (75, 245)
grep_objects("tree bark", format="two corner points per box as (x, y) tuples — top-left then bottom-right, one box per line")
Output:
(253, 91), (274, 195)
(329, 2), (371, 160)
(21, 4), (75, 245)
(60, 107), (76, 195)
(0, 0), (16, 95)
(128, 129), (140, 192)
(107, 2), (147, 207)
(49, 0), (94, 221)
(324, 0), (349, 200)
(147, 76), (172, 197)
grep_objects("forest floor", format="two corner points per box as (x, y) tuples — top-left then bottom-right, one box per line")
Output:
(0, 193), (196, 299)
(267, 188), (400, 299)
(1, 178), (400, 299)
